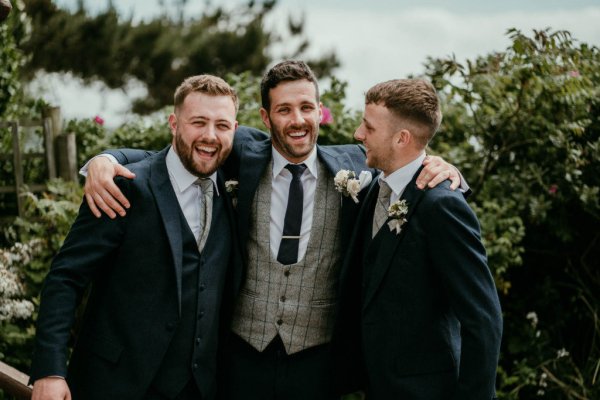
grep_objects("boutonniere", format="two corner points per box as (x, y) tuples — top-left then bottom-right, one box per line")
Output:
(334, 170), (373, 203)
(387, 199), (409, 235)
(225, 180), (239, 207)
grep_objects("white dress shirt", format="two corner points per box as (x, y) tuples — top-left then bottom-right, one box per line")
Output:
(165, 148), (219, 241)
(270, 146), (318, 261)
(379, 152), (426, 206)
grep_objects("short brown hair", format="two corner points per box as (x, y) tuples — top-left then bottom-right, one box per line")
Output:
(174, 75), (239, 113)
(260, 60), (319, 111)
(365, 79), (442, 147)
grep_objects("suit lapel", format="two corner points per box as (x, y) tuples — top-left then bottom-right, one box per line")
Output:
(317, 146), (364, 239)
(149, 147), (184, 315)
(237, 139), (272, 246)
(363, 166), (427, 311)
(217, 169), (244, 297)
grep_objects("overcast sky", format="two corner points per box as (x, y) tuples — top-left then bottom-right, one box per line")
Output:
(40, 0), (600, 127)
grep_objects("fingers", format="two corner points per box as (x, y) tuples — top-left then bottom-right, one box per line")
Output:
(106, 179), (130, 211)
(417, 155), (456, 189)
(92, 189), (119, 219)
(84, 157), (132, 218)
(115, 164), (136, 179)
(427, 170), (450, 188)
(85, 193), (102, 218)
(449, 167), (461, 190)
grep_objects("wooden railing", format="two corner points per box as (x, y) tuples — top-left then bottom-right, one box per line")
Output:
(0, 360), (32, 399)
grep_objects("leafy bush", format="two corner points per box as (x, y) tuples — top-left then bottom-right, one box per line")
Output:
(0, 179), (82, 372)
(426, 28), (600, 399)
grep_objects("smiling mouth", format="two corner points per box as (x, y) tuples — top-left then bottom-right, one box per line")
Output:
(288, 130), (308, 139)
(195, 144), (217, 157)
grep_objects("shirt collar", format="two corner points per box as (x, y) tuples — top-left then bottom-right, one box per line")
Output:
(380, 152), (426, 197)
(271, 145), (318, 179)
(166, 147), (220, 196)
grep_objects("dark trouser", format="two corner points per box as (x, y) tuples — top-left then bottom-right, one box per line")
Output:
(220, 333), (336, 400)
(144, 380), (203, 400)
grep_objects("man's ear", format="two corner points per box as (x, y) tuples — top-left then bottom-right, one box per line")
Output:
(260, 108), (271, 130)
(168, 113), (177, 137)
(395, 129), (412, 147)
(318, 101), (324, 122)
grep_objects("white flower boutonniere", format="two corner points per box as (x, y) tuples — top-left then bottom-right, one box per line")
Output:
(225, 180), (239, 207)
(334, 170), (373, 203)
(387, 199), (409, 235)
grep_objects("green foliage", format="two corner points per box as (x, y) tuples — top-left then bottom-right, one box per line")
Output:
(426, 28), (600, 399)
(226, 71), (264, 129)
(318, 77), (362, 145)
(1, 179), (82, 371)
(0, 0), (28, 117)
(17, 0), (340, 114)
(108, 109), (172, 151)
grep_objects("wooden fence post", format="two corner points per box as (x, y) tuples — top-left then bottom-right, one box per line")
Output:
(9, 121), (25, 217)
(0, 360), (32, 399)
(55, 133), (78, 182)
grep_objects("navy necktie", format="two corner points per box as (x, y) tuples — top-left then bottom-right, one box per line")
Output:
(277, 163), (307, 265)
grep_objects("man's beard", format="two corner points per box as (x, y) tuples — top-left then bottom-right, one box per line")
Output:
(175, 131), (223, 178)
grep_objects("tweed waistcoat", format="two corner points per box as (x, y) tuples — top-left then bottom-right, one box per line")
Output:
(231, 159), (342, 354)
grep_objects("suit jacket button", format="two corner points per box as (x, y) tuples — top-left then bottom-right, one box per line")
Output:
(199, 284), (206, 292)
(198, 311), (205, 319)
(193, 363), (198, 369)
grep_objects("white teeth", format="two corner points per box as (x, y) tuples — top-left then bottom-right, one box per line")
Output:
(196, 146), (216, 153)
(289, 131), (306, 137)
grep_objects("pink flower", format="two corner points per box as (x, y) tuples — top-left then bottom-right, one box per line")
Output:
(320, 106), (334, 126)
(548, 184), (558, 195)
(93, 115), (105, 125)
(569, 70), (580, 78)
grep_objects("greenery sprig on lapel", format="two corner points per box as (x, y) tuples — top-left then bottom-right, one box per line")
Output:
(225, 179), (239, 208)
(334, 169), (372, 203)
(387, 199), (409, 234)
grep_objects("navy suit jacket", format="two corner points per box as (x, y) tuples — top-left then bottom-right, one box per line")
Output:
(30, 147), (242, 399)
(101, 126), (375, 394)
(341, 168), (502, 400)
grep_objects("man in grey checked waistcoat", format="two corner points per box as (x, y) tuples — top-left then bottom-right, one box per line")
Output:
(82, 61), (463, 399)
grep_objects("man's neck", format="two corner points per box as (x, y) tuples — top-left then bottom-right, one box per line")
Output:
(383, 149), (425, 178)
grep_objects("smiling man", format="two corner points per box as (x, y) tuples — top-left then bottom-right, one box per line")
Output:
(80, 60), (465, 399)
(29, 75), (243, 400)
(343, 78), (502, 399)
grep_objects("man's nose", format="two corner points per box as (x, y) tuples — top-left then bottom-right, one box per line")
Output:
(202, 124), (217, 140)
(290, 108), (304, 125)
(354, 127), (365, 141)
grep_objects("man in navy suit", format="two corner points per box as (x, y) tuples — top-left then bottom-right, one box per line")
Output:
(343, 78), (502, 399)
(81, 62), (464, 399)
(30, 75), (243, 400)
